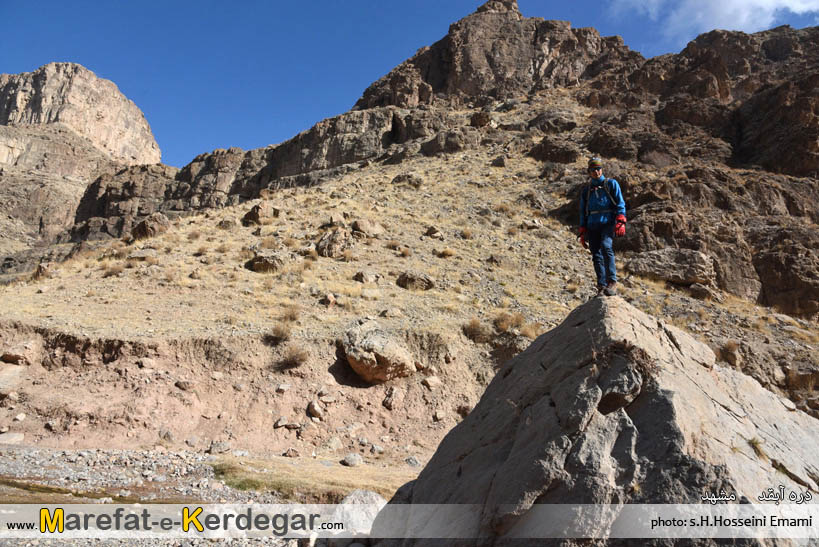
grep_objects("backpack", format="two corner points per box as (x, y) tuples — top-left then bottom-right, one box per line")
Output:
(583, 179), (617, 220)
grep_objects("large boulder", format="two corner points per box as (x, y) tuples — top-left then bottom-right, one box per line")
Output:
(375, 297), (819, 542)
(626, 248), (716, 286)
(342, 320), (417, 384)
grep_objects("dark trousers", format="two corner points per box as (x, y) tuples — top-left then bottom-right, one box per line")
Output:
(587, 223), (616, 288)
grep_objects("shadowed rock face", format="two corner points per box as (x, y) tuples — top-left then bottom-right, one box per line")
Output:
(377, 298), (819, 544)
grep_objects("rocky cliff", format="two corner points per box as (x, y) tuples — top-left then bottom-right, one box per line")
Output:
(3, 1), (819, 319)
(0, 63), (160, 165)
(376, 297), (819, 545)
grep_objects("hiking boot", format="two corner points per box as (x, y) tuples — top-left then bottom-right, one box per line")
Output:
(603, 282), (617, 296)
(596, 286), (605, 297)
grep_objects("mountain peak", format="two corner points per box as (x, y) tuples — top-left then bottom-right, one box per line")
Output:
(475, 0), (520, 14)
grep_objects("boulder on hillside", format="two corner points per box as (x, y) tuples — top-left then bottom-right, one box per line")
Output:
(343, 320), (417, 384)
(131, 212), (170, 240)
(528, 137), (580, 164)
(316, 228), (354, 258)
(373, 297), (819, 541)
(626, 248), (716, 286)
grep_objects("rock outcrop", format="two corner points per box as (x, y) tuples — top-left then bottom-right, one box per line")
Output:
(377, 297), (819, 543)
(0, 63), (160, 165)
(355, 0), (643, 109)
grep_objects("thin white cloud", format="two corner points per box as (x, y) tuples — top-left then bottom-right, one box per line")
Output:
(611, 0), (819, 44)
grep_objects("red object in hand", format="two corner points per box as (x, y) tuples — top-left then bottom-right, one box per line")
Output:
(578, 227), (587, 248)
(614, 215), (627, 237)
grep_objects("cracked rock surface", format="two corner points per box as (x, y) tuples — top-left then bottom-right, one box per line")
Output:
(379, 296), (819, 544)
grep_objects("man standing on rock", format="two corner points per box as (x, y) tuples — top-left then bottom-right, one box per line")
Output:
(578, 157), (627, 296)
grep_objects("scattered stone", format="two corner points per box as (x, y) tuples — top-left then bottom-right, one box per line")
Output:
(174, 380), (195, 391)
(274, 417), (288, 429)
(433, 410), (447, 422)
(351, 219), (385, 237)
(276, 384), (291, 393)
(282, 447), (300, 458)
(320, 293), (337, 307)
(307, 400), (325, 420)
(371, 444), (385, 455)
(217, 219), (236, 230)
(341, 453), (364, 467)
(405, 456), (421, 467)
(353, 271), (379, 283)
(424, 226), (444, 240)
(382, 386), (404, 410)
(242, 202), (278, 226)
(470, 111), (492, 128)
(391, 173), (423, 188)
(13, 413), (25, 422)
(207, 441), (231, 454)
(127, 249), (158, 261)
(245, 251), (286, 274)
(396, 272), (435, 290)
(316, 228), (354, 258)
(491, 155), (507, 167)
(422, 376), (442, 389)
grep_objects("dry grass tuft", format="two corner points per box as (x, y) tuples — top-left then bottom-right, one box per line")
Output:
(281, 304), (301, 322)
(463, 317), (492, 343)
(494, 311), (525, 333)
(459, 229), (473, 239)
(341, 249), (354, 262)
(263, 324), (291, 346)
(275, 346), (309, 370)
(101, 262), (125, 278)
(400, 247), (412, 258)
(260, 237), (278, 249)
(520, 322), (544, 339)
(437, 248), (456, 258)
(386, 240), (401, 250)
(187, 231), (201, 241)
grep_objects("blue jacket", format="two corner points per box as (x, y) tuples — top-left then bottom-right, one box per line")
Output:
(579, 177), (626, 229)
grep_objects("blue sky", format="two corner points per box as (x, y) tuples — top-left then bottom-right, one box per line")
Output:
(2, 1), (818, 168)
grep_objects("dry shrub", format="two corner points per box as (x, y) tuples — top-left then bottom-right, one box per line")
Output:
(494, 311), (525, 333)
(187, 231), (201, 241)
(400, 247), (411, 258)
(263, 324), (291, 346)
(237, 248), (255, 260)
(260, 237), (278, 249)
(283, 237), (299, 248)
(520, 322), (544, 339)
(281, 304), (301, 322)
(463, 317), (492, 343)
(507, 226), (519, 236)
(275, 346), (309, 370)
(437, 248), (456, 258)
(215, 243), (231, 254)
(194, 245), (208, 256)
(124, 259), (140, 269)
(145, 255), (160, 266)
(386, 240), (401, 250)
(460, 229), (473, 239)
(341, 249), (354, 262)
(305, 249), (319, 261)
(494, 204), (512, 215)
(102, 263), (125, 278)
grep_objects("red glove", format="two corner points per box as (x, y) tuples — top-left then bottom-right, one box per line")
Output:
(578, 227), (587, 248)
(614, 215), (626, 237)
